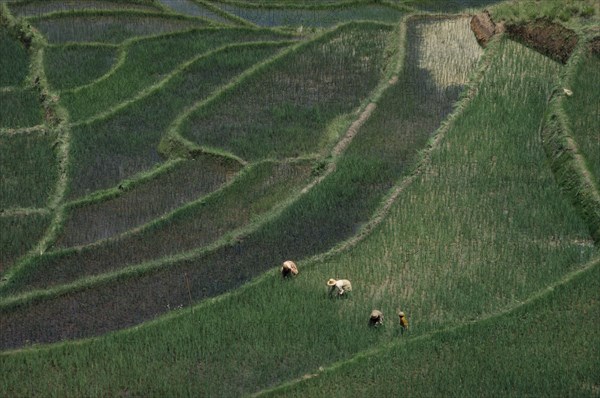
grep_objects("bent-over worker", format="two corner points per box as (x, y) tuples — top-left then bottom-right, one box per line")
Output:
(369, 310), (384, 327)
(281, 260), (299, 278)
(327, 278), (352, 297)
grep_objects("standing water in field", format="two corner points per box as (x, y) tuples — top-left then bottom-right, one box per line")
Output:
(156, 0), (231, 24)
(0, 17), (484, 349)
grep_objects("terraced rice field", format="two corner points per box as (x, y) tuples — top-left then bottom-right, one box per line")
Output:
(0, 0), (598, 396)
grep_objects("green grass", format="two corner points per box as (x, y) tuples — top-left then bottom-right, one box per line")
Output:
(0, 2), (598, 396)
(0, 213), (50, 274)
(60, 27), (292, 123)
(0, 27), (28, 87)
(0, 89), (44, 128)
(8, 0), (162, 17)
(28, 11), (207, 44)
(261, 258), (600, 397)
(0, 132), (58, 209)
(216, 3), (404, 27)
(157, 0), (233, 24)
(56, 155), (242, 248)
(0, 14), (450, 349)
(2, 159), (314, 294)
(310, 38), (596, 336)
(562, 50), (600, 182)
(181, 22), (392, 161)
(66, 41), (288, 197)
(220, 0), (356, 5)
(402, 0), (505, 12)
(44, 43), (119, 91)
(490, 0), (598, 27)
(2, 36), (594, 398)
(539, 43), (600, 243)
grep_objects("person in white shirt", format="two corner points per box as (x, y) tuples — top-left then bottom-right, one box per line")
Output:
(280, 260), (298, 278)
(327, 278), (352, 297)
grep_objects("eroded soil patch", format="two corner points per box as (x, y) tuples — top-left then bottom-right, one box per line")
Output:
(470, 12), (578, 64)
(506, 18), (578, 64)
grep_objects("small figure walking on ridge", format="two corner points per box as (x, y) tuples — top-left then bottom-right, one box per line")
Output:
(398, 311), (409, 334)
(327, 278), (352, 297)
(281, 260), (299, 278)
(369, 310), (384, 327)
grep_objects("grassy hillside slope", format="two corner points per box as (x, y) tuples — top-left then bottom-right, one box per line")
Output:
(1, 35), (597, 396)
(261, 258), (600, 397)
(0, 0), (598, 396)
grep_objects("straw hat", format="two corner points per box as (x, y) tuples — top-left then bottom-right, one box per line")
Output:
(398, 311), (405, 317)
(327, 278), (337, 286)
(282, 260), (298, 275)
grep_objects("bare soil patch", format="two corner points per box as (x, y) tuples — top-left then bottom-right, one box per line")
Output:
(470, 10), (504, 47)
(470, 12), (578, 64)
(505, 18), (578, 64)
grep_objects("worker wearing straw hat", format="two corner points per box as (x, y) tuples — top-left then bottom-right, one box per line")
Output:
(327, 278), (352, 297)
(369, 309), (384, 327)
(280, 260), (299, 278)
(398, 311), (409, 334)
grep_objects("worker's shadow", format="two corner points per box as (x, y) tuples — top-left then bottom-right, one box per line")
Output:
(327, 290), (351, 300)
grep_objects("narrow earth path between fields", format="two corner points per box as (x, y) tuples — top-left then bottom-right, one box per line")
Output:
(0, 15), (484, 350)
(0, 23), (402, 348)
(0, 9), (72, 288)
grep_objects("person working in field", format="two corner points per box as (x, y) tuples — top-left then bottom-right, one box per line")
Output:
(280, 260), (299, 278)
(398, 311), (409, 333)
(369, 310), (384, 327)
(327, 278), (352, 297)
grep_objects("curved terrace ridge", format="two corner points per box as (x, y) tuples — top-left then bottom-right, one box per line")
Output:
(0, 14), (489, 349)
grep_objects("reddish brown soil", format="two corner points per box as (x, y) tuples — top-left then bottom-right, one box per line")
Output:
(470, 12), (578, 64)
(505, 18), (578, 64)
(470, 10), (504, 47)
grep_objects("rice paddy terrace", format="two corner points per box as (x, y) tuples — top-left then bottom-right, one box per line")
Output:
(0, 0), (598, 396)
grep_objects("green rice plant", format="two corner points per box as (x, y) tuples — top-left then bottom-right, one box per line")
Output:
(43, 43), (119, 91)
(223, 0), (354, 5)
(61, 27), (293, 122)
(319, 39), (595, 335)
(540, 44), (600, 242)
(243, 17), (480, 265)
(0, 27), (28, 87)
(0, 89), (44, 128)
(181, 22), (393, 161)
(66, 41), (288, 198)
(8, 0), (163, 17)
(414, 16), (482, 89)
(403, 0), (505, 13)
(0, 213), (50, 274)
(3, 159), (313, 294)
(562, 50), (600, 182)
(259, 259), (600, 397)
(57, 155), (243, 248)
(158, 0), (233, 24)
(490, 0), (598, 27)
(28, 11), (208, 44)
(0, 36), (596, 398)
(215, 2), (404, 27)
(0, 132), (58, 209)
(0, 14), (481, 347)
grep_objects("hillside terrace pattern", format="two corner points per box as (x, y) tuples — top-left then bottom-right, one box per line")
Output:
(0, 9), (487, 348)
(0, 1), (598, 396)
